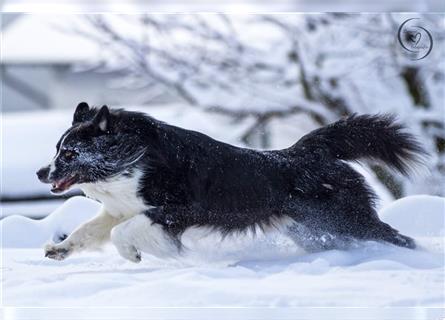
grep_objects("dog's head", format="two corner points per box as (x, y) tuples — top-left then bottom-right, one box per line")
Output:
(37, 102), (147, 194)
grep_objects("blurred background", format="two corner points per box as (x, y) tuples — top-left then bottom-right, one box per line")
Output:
(1, 13), (444, 219)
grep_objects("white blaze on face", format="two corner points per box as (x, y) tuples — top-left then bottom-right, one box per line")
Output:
(48, 160), (56, 176)
(48, 130), (71, 176)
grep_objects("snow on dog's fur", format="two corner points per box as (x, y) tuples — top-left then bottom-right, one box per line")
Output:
(37, 102), (426, 262)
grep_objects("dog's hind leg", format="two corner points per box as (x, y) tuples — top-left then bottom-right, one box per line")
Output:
(110, 211), (179, 263)
(358, 220), (416, 249)
(285, 199), (416, 252)
(286, 222), (356, 252)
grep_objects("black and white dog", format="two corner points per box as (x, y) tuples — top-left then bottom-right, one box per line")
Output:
(37, 102), (425, 262)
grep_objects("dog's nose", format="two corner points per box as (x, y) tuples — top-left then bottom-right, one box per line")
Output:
(36, 166), (50, 182)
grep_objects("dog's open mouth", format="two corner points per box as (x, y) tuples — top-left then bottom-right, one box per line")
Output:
(51, 175), (78, 193)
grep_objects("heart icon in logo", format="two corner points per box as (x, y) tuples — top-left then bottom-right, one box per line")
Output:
(413, 32), (421, 46)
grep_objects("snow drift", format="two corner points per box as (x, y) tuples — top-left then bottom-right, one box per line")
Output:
(1, 196), (100, 248)
(1, 195), (444, 307)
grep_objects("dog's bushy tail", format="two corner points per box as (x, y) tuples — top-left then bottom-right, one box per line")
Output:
(292, 114), (427, 175)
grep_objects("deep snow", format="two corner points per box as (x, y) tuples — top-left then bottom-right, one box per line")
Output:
(1, 195), (444, 308)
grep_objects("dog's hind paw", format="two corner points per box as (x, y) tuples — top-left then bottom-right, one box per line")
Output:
(44, 243), (72, 261)
(115, 244), (142, 263)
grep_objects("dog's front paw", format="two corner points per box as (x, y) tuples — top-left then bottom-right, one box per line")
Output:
(44, 243), (72, 261)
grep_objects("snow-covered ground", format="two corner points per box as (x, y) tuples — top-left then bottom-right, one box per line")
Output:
(1, 195), (444, 310)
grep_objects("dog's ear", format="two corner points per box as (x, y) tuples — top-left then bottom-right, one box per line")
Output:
(93, 105), (111, 132)
(73, 102), (90, 124)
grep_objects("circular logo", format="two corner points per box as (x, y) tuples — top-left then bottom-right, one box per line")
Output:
(397, 18), (433, 60)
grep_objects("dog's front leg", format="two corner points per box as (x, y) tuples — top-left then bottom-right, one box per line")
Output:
(44, 208), (121, 261)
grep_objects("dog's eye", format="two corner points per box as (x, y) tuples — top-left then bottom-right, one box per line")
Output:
(62, 150), (77, 161)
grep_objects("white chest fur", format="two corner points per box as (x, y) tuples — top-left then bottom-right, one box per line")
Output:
(80, 170), (149, 219)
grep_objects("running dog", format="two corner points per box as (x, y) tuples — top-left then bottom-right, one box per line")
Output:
(37, 102), (425, 262)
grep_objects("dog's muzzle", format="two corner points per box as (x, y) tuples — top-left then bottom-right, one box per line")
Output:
(36, 166), (50, 183)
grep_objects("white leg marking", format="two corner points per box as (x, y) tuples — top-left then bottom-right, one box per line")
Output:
(111, 214), (179, 262)
(44, 208), (121, 260)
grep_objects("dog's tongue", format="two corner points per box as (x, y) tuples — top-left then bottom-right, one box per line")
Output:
(51, 176), (76, 193)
